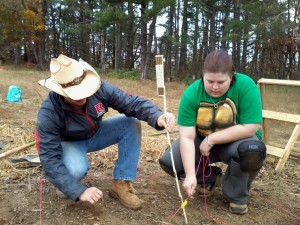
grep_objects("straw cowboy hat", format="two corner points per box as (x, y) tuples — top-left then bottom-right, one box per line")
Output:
(38, 54), (101, 100)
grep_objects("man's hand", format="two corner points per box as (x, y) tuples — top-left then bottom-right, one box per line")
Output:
(157, 112), (176, 132)
(78, 187), (103, 204)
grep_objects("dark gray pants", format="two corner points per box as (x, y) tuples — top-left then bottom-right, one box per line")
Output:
(159, 135), (265, 204)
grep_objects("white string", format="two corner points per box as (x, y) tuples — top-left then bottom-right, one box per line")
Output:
(162, 89), (188, 224)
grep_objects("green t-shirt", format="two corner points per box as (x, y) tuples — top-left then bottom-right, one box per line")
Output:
(178, 73), (263, 138)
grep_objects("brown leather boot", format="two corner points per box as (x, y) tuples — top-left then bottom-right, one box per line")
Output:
(109, 180), (142, 210)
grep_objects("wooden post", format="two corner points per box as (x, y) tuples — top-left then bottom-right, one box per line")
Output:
(275, 124), (300, 172)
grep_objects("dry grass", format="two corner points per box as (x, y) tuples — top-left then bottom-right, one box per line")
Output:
(0, 69), (185, 115)
(0, 67), (299, 179)
(0, 67), (185, 179)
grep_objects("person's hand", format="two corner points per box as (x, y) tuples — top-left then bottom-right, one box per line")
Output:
(182, 175), (197, 197)
(78, 187), (103, 204)
(199, 136), (213, 156)
(157, 112), (176, 132)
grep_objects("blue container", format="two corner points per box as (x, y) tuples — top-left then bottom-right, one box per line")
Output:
(6, 85), (22, 102)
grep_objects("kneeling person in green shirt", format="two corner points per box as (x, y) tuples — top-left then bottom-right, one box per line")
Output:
(159, 49), (266, 215)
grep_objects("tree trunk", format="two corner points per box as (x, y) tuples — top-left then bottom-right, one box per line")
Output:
(165, 3), (175, 81)
(100, 31), (106, 73)
(200, 13), (210, 66)
(241, 13), (249, 73)
(125, 2), (135, 69)
(174, 0), (180, 79)
(79, 0), (89, 60)
(178, 0), (188, 77)
(115, 22), (121, 70)
(221, 0), (231, 50)
(208, 4), (216, 51)
(143, 16), (156, 80)
(192, 3), (200, 77)
(140, 2), (147, 79)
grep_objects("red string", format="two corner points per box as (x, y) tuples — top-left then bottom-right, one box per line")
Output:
(32, 173), (167, 185)
(35, 165), (300, 225)
(166, 155), (230, 225)
(200, 156), (229, 225)
(165, 155), (208, 225)
(251, 190), (300, 221)
(166, 198), (189, 224)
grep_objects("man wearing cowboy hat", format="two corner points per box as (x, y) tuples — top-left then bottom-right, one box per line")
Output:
(36, 54), (176, 209)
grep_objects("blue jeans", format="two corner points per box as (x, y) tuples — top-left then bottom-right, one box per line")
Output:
(60, 115), (141, 181)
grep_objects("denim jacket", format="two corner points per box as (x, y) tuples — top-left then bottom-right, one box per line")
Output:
(36, 80), (163, 201)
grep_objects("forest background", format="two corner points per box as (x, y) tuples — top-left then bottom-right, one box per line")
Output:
(0, 0), (300, 82)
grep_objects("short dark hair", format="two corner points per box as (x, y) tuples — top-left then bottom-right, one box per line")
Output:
(202, 49), (236, 85)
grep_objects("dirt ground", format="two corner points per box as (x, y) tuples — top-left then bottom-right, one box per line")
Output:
(0, 74), (299, 225)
